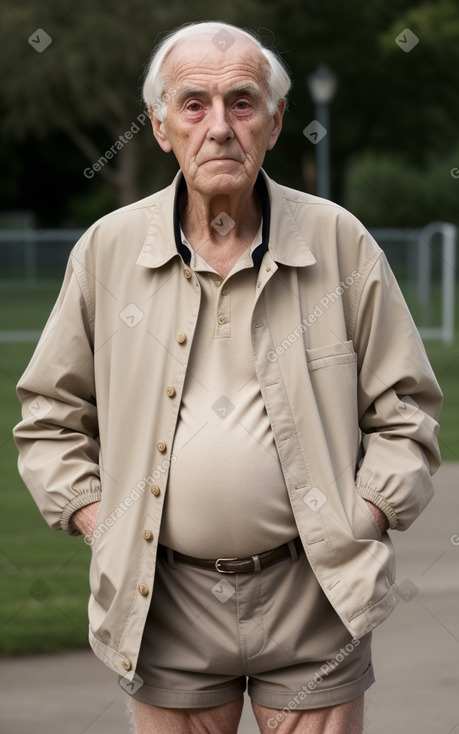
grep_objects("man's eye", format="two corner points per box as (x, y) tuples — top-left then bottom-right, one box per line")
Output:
(186, 102), (202, 112)
(234, 100), (250, 109)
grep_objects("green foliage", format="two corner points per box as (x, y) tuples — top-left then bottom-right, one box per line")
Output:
(0, 1), (458, 229)
(66, 180), (117, 227)
(345, 145), (459, 229)
(377, 1), (459, 165)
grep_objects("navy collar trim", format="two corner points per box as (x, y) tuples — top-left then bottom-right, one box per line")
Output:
(173, 172), (271, 270)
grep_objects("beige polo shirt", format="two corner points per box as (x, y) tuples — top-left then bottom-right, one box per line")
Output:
(159, 227), (298, 558)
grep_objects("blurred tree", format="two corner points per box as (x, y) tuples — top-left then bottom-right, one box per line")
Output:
(345, 146), (459, 229)
(0, 0), (191, 206)
(343, 1), (459, 228)
(256, 0), (459, 200)
(378, 1), (459, 164)
(0, 0), (457, 223)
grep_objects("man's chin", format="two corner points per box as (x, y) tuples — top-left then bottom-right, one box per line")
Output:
(193, 167), (252, 194)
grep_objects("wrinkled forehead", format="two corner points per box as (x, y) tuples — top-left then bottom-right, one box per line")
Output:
(161, 35), (270, 95)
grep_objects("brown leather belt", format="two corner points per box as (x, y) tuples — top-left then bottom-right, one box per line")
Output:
(157, 536), (302, 574)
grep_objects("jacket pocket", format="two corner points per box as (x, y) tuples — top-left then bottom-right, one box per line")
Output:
(306, 340), (357, 371)
(305, 341), (360, 475)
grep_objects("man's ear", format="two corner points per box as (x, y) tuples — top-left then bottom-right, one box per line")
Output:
(148, 105), (172, 153)
(267, 98), (286, 152)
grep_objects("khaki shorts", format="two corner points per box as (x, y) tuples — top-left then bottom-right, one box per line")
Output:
(131, 541), (374, 710)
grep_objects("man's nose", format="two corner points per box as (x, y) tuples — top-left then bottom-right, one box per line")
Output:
(206, 101), (234, 143)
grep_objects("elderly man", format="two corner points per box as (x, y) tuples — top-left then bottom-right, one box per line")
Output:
(14, 20), (442, 734)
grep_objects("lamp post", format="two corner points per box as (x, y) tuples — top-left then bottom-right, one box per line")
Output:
(307, 64), (338, 199)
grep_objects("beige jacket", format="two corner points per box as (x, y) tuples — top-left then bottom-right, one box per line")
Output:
(14, 171), (442, 680)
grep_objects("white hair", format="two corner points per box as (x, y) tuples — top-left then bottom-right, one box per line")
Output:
(142, 21), (291, 121)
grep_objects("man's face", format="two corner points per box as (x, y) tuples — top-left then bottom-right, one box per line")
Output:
(150, 36), (285, 196)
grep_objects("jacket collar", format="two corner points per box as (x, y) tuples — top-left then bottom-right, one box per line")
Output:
(264, 174), (316, 267)
(136, 169), (316, 270)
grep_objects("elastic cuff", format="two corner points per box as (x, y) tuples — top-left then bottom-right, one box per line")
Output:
(60, 485), (102, 535)
(355, 484), (398, 529)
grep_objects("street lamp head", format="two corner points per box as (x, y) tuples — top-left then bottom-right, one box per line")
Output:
(307, 64), (338, 105)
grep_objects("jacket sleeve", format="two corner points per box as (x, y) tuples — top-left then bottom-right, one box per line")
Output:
(353, 249), (443, 531)
(13, 249), (101, 536)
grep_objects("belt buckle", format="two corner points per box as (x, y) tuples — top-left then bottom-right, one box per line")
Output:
(215, 557), (238, 573)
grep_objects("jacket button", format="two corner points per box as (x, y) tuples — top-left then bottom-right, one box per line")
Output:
(122, 660), (131, 671)
(166, 385), (176, 398)
(184, 269), (192, 279)
(176, 332), (187, 344)
(156, 441), (167, 453)
(142, 529), (153, 541)
(139, 584), (149, 596)
(150, 484), (161, 496)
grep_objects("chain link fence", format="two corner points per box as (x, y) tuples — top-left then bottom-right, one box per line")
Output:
(0, 222), (456, 343)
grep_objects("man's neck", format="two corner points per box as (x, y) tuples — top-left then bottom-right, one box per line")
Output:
(178, 186), (262, 278)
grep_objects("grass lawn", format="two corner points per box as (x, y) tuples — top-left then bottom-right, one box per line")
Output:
(0, 283), (91, 655)
(0, 279), (458, 657)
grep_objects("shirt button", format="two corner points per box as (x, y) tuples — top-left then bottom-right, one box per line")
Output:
(142, 529), (153, 541)
(121, 660), (131, 671)
(176, 332), (187, 344)
(184, 269), (192, 279)
(214, 279), (222, 288)
(218, 314), (227, 325)
(139, 584), (149, 596)
(157, 441), (167, 453)
(166, 385), (176, 398)
(150, 484), (161, 496)
(222, 286), (230, 296)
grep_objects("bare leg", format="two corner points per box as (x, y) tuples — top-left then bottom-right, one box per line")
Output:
(252, 693), (364, 734)
(128, 694), (244, 734)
